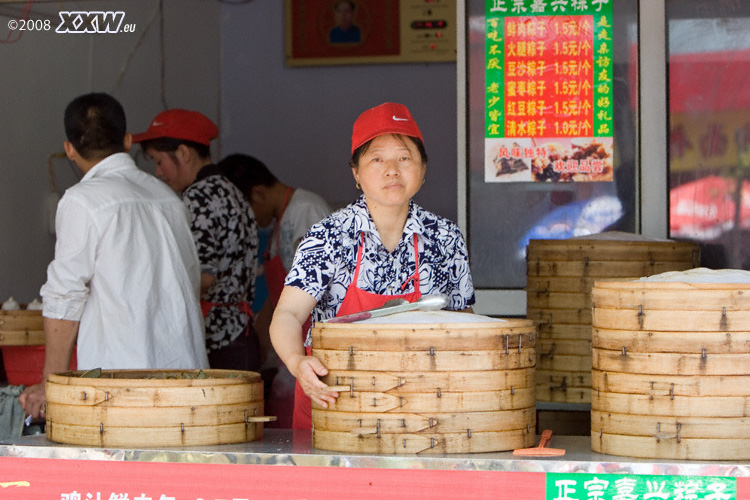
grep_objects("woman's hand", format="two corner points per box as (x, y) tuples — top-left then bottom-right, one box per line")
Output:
(289, 354), (338, 408)
(271, 286), (340, 403)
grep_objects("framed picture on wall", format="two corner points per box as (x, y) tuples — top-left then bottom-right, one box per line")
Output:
(285, 0), (456, 66)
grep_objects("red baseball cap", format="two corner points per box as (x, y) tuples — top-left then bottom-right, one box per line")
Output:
(351, 102), (423, 153)
(132, 109), (218, 146)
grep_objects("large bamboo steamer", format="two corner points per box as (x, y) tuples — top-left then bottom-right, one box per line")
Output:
(591, 269), (750, 460)
(527, 234), (699, 404)
(311, 313), (537, 454)
(45, 369), (272, 447)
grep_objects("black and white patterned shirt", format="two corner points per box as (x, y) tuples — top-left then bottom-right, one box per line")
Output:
(183, 165), (258, 352)
(285, 195), (475, 342)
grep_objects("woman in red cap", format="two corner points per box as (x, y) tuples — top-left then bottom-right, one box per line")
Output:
(269, 102), (475, 430)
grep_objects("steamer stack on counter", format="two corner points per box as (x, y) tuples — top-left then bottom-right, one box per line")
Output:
(311, 311), (537, 454)
(526, 233), (700, 404)
(45, 369), (273, 448)
(591, 269), (750, 460)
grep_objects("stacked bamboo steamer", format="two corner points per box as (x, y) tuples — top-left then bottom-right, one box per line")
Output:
(526, 233), (700, 404)
(0, 301), (48, 385)
(591, 268), (750, 460)
(311, 311), (537, 454)
(45, 369), (273, 447)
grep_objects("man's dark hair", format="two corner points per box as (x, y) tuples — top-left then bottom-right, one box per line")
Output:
(218, 153), (278, 195)
(138, 137), (211, 160)
(64, 93), (127, 160)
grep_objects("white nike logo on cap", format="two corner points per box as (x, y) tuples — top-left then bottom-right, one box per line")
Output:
(392, 116), (409, 121)
(152, 121), (163, 126)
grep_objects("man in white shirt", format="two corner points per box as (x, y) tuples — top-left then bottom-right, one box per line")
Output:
(19, 93), (208, 419)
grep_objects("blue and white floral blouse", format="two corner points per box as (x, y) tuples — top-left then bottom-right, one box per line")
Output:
(285, 195), (475, 343)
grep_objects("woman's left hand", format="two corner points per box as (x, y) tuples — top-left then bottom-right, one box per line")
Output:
(294, 355), (339, 408)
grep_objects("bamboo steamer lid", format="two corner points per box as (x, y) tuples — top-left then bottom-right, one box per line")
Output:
(527, 232), (699, 404)
(311, 312), (537, 454)
(45, 369), (272, 447)
(591, 268), (750, 460)
(0, 309), (44, 345)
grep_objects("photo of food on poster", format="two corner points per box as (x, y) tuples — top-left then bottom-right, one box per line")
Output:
(484, 137), (614, 183)
(484, 0), (614, 183)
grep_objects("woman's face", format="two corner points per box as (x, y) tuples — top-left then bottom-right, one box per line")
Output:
(146, 147), (192, 192)
(352, 134), (426, 210)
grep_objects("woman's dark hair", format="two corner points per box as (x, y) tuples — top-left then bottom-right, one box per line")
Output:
(139, 136), (211, 160)
(64, 93), (126, 160)
(349, 134), (428, 169)
(218, 153), (278, 195)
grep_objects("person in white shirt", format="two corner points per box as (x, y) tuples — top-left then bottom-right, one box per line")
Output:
(19, 93), (208, 419)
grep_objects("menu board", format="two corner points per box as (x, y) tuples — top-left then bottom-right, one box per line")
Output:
(484, 0), (614, 183)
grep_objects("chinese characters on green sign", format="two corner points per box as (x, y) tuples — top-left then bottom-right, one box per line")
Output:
(485, 0), (614, 182)
(547, 473), (736, 500)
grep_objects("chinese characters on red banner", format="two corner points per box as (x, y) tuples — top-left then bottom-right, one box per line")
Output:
(484, 0), (614, 183)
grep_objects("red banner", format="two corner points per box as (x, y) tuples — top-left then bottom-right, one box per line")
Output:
(0, 457), (544, 500)
(0, 456), (747, 500)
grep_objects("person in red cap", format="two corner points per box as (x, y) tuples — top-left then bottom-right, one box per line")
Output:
(133, 109), (261, 371)
(269, 102), (475, 430)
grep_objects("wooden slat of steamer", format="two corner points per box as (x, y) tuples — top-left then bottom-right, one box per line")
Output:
(536, 369), (591, 388)
(48, 369), (261, 386)
(312, 408), (535, 433)
(537, 340), (592, 357)
(318, 387), (536, 413)
(314, 347), (536, 372)
(591, 390), (750, 417)
(46, 401), (264, 427)
(593, 328), (750, 354)
(526, 239), (699, 262)
(527, 277), (598, 294)
(593, 306), (750, 332)
(592, 370), (750, 397)
(592, 348), (748, 376)
(535, 323), (592, 340)
(0, 311), (43, 331)
(592, 283), (750, 311)
(534, 385), (590, 404)
(313, 428), (534, 454)
(0, 329), (45, 345)
(46, 420), (261, 448)
(527, 291), (590, 310)
(45, 381), (262, 407)
(591, 431), (750, 461)
(313, 320), (536, 351)
(527, 307), (591, 326)
(322, 368), (535, 393)
(536, 354), (591, 372)
(591, 410), (750, 439)
(527, 259), (693, 278)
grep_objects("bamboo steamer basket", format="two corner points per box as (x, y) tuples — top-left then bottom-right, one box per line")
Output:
(311, 313), (537, 454)
(0, 309), (44, 346)
(591, 270), (750, 460)
(527, 234), (699, 404)
(45, 369), (272, 447)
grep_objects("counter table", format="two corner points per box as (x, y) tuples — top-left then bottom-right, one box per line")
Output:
(0, 430), (747, 499)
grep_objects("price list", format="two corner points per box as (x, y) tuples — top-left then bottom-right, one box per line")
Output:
(484, 0), (614, 183)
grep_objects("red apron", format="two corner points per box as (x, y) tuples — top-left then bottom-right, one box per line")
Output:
(263, 187), (294, 306)
(292, 233), (421, 430)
